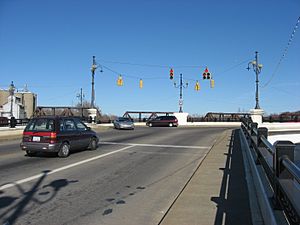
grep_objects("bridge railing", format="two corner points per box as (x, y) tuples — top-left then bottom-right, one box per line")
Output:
(241, 118), (300, 225)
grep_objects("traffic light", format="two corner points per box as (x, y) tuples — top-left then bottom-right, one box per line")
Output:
(207, 72), (211, 79)
(210, 79), (215, 88)
(170, 68), (174, 80)
(203, 67), (210, 80)
(139, 79), (143, 88)
(195, 80), (200, 91)
(117, 75), (123, 86)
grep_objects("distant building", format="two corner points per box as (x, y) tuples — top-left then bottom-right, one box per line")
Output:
(0, 85), (37, 119)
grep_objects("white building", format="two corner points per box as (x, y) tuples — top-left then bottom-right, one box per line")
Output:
(0, 95), (26, 119)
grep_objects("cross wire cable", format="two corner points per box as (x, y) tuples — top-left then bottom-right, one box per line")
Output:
(100, 57), (255, 82)
(100, 64), (168, 80)
(97, 58), (205, 69)
(263, 16), (300, 88)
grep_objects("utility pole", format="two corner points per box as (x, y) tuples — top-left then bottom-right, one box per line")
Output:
(77, 88), (84, 107)
(90, 56), (97, 108)
(80, 88), (83, 107)
(247, 51), (263, 109)
(174, 74), (188, 113)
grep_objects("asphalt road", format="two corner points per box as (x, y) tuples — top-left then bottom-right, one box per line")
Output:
(0, 126), (228, 225)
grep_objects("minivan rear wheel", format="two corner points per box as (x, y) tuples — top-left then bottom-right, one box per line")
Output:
(148, 123), (152, 127)
(58, 142), (70, 158)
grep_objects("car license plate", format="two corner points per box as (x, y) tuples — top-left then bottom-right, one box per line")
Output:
(32, 136), (40, 142)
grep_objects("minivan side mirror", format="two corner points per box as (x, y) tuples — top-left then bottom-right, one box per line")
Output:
(86, 127), (91, 131)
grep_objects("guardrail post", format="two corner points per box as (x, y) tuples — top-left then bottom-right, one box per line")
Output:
(255, 127), (268, 164)
(246, 119), (251, 130)
(274, 141), (295, 178)
(273, 141), (295, 209)
(250, 122), (258, 146)
(251, 122), (258, 133)
(257, 127), (268, 147)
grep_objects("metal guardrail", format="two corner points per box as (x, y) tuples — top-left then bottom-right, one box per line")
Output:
(0, 117), (29, 128)
(241, 118), (300, 225)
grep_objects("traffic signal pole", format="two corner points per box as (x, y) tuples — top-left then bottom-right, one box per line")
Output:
(174, 73), (188, 113)
(179, 74), (183, 113)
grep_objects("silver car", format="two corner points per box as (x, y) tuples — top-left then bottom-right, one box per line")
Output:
(113, 117), (135, 130)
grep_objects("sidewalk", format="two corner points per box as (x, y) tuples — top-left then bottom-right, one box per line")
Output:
(159, 129), (253, 225)
(0, 126), (24, 141)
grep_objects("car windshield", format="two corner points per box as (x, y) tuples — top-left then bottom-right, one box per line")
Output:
(25, 118), (55, 132)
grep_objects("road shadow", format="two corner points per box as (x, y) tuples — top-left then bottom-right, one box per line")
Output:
(0, 170), (78, 225)
(211, 129), (252, 225)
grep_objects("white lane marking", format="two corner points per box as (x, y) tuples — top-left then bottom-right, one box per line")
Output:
(0, 145), (135, 191)
(101, 141), (210, 149)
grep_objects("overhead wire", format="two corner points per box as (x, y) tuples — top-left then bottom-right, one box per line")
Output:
(263, 16), (300, 88)
(100, 64), (167, 80)
(97, 58), (204, 69)
(218, 58), (252, 74)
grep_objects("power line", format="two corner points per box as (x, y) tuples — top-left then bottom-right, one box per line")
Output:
(263, 16), (300, 88)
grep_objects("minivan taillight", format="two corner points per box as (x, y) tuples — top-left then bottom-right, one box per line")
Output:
(50, 132), (57, 144)
(50, 132), (57, 139)
(23, 131), (31, 141)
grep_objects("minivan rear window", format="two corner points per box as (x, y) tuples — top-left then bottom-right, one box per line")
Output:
(25, 118), (55, 132)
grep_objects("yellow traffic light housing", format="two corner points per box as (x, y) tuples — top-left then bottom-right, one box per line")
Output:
(139, 79), (143, 88)
(117, 75), (123, 86)
(195, 80), (200, 91)
(210, 79), (215, 88)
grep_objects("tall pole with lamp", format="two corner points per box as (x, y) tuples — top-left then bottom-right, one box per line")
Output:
(247, 51), (263, 109)
(9, 81), (15, 117)
(91, 56), (97, 108)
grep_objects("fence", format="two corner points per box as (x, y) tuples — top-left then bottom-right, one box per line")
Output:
(241, 118), (300, 225)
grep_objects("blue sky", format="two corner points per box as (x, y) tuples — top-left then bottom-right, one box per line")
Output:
(0, 0), (299, 116)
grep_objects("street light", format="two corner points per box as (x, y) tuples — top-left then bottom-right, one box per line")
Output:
(174, 73), (188, 113)
(9, 81), (15, 117)
(90, 56), (103, 109)
(247, 51), (263, 109)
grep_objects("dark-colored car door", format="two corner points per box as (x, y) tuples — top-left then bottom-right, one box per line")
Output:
(63, 118), (81, 149)
(74, 118), (90, 148)
(155, 116), (164, 126)
(162, 116), (169, 126)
